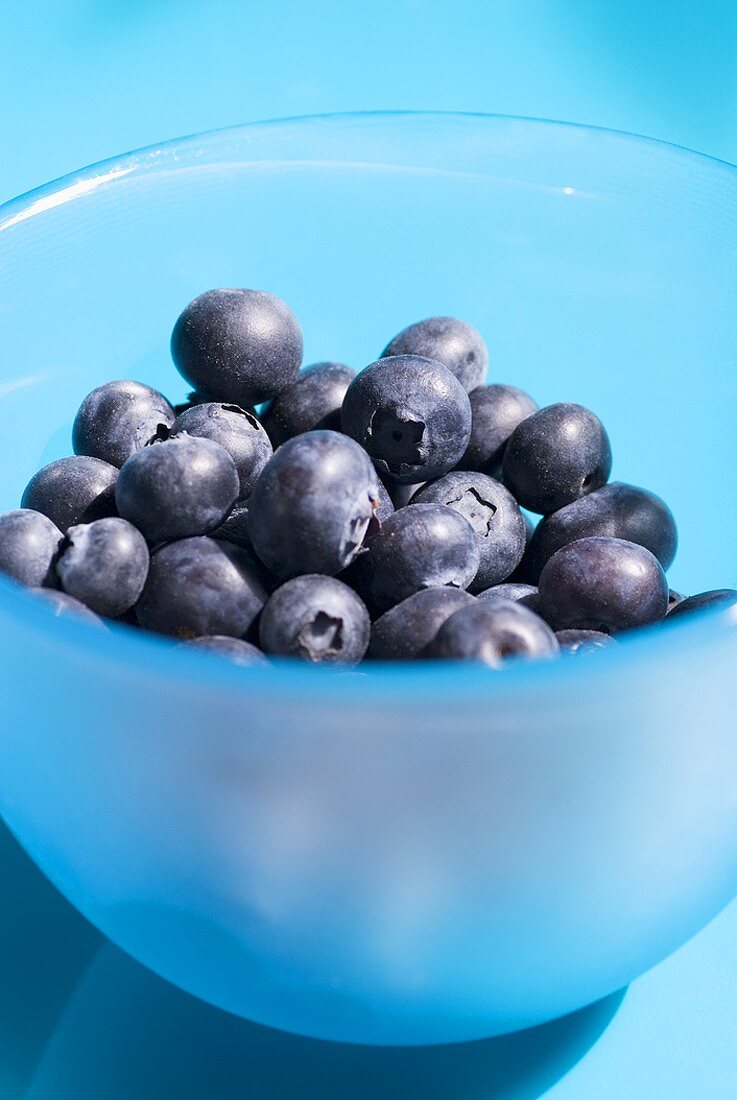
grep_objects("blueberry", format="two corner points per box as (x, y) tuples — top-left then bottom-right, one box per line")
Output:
(341, 355), (472, 484)
(359, 503), (480, 611)
(524, 482), (677, 582)
(411, 471), (525, 591)
(476, 581), (538, 603)
(248, 430), (380, 578)
(171, 288), (303, 406)
(55, 517), (149, 617)
(368, 587), (476, 660)
(667, 589), (737, 618)
(29, 587), (105, 627)
(72, 380), (175, 467)
(502, 403), (612, 514)
(425, 599), (559, 665)
(170, 402), (272, 499)
(183, 635), (268, 666)
(116, 435), (239, 543)
(0, 509), (62, 588)
(260, 362), (356, 445)
(22, 456), (118, 532)
(538, 536), (668, 632)
(136, 536), (266, 638)
(461, 384), (538, 472)
(555, 629), (617, 653)
(381, 316), (488, 392)
(259, 575), (370, 664)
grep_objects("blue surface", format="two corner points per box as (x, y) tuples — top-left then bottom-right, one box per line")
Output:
(3, 0), (737, 1092)
(4, 822), (737, 1098)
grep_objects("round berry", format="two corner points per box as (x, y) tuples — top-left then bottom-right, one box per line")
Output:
(368, 587), (476, 660)
(116, 436), (239, 543)
(525, 482), (677, 581)
(412, 472), (525, 591)
(136, 537), (266, 638)
(0, 509), (62, 588)
(261, 362), (356, 445)
(29, 587), (105, 627)
(248, 431), (380, 578)
(538, 536), (668, 632)
(171, 288), (303, 406)
(55, 517), (149, 617)
(461, 384), (538, 472)
(341, 355), (472, 484)
(170, 402), (272, 499)
(667, 589), (737, 619)
(381, 316), (488, 392)
(425, 599), (559, 665)
(260, 575), (370, 664)
(502, 403), (612, 514)
(72, 380), (175, 467)
(360, 503), (480, 611)
(183, 635), (268, 666)
(555, 629), (617, 653)
(22, 456), (118, 532)
(477, 581), (538, 603)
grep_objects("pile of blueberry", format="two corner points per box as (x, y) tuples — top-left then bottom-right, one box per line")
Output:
(1, 287), (735, 669)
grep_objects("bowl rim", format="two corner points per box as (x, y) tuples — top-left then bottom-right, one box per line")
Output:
(1, 109), (735, 705)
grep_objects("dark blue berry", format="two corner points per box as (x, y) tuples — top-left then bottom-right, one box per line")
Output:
(381, 316), (488, 392)
(667, 589), (737, 618)
(368, 587), (476, 660)
(477, 581), (538, 603)
(538, 536), (668, 632)
(56, 517), (149, 617)
(22, 456), (118, 532)
(116, 435), (239, 543)
(170, 402), (272, 499)
(341, 355), (472, 484)
(136, 536), (266, 637)
(259, 575), (370, 664)
(555, 629), (617, 653)
(411, 471), (525, 591)
(425, 599), (559, 665)
(72, 380), (175, 467)
(503, 403), (612, 514)
(461, 384), (538, 472)
(0, 509), (62, 588)
(359, 503), (480, 611)
(171, 288), (303, 406)
(261, 362), (356, 445)
(29, 587), (105, 627)
(248, 430), (380, 578)
(183, 635), (268, 666)
(524, 482), (677, 582)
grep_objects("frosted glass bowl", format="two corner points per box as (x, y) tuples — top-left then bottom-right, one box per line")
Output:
(1, 113), (736, 1046)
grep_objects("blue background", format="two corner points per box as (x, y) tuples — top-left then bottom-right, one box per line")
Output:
(3, 1), (737, 1095)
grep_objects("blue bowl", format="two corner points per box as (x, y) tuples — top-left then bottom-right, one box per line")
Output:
(1, 113), (737, 1047)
